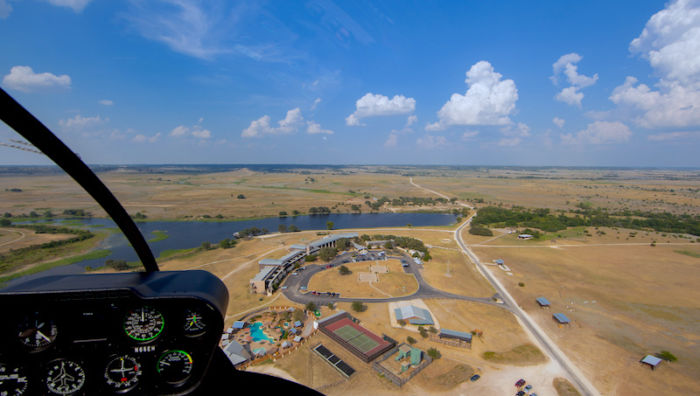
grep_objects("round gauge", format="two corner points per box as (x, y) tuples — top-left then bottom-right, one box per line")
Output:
(124, 307), (164, 342)
(183, 309), (206, 337)
(104, 355), (142, 393)
(0, 363), (29, 395)
(17, 312), (58, 351)
(45, 359), (85, 395)
(156, 350), (193, 385)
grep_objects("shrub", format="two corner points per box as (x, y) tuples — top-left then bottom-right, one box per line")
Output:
(419, 326), (428, 338)
(406, 336), (416, 345)
(338, 265), (351, 275)
(427, 348), (441, 359)
(305, 302), (317, 312)
(656, 350), (677, 362)
(351, 301), (366, 312)
(398, 319), (406, 327)
(469, 225), (493, 236)
(518, 282), (525, 287)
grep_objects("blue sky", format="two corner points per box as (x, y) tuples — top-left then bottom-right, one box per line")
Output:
(1, 0), (699, 166)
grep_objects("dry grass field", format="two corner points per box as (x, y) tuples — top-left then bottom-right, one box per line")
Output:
(307, 259), (418, 298)
(0, 227), (73, 253)
(419, 247), (495, 297)
(472, 241), (700, 395)
(412, 168), (700, 215)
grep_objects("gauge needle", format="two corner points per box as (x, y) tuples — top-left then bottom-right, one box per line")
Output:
(160, 361), (170, 366)
(37, 330), (51, 342)
(141, 309), (144, 321)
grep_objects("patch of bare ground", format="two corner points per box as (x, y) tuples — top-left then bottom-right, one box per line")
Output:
(554, 377), (582, 396)
(412, 360), (474, 392)
(0, 227), (74, 253)
(307, 259), (417, 298)
(420, 247), (495, 296)
(482, 344), (546, 365)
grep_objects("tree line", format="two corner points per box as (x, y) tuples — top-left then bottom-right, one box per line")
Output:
(473, 206), (700, 236)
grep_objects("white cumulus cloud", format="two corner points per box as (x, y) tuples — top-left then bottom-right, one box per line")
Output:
(192, 129), (211, 139)
(311, 98), (322, 110)
(384, 132), (399, 147)
(99, 99), (114, 106)
(346, 93), (416, 126)
(3, 66), (71, 92)
(133, 132), (161, 143)
(647, 131), (700, 141)
(610, 0), (700, 128)
(428, 61), (518, 130)
(561, 121), (632, 145)
(46, 0), (92, 12)
(461, 130), (479, 141)
(170, 120), (212, 139)
(306, 121), (333, 135)
(59, 115), (106, 130)
(551, 53), (598, 107)
(242, 108), (304, 138)
(553, 117), (566, 128)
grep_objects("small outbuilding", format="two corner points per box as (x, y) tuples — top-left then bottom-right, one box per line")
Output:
(518, 234), (534, 240)
(232, 321), (246, 330)
(439, 328), (472, 343)
(494, 259), (505, 265)
(640, 355), (663, 370)
(394, 305), (434, 325)
(536, 297), (551, 308)
(294, 320), (303, 328)
(552, 313), (571, 325)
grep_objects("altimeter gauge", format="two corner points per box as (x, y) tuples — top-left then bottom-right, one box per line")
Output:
(124, 306), (164, 342)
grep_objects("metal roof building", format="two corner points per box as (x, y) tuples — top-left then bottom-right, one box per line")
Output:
(536, 297), (551, 307)
(552, 313), (571, 324)
(232, 321), (246, 329)
(439, 328), (472, 342)
(640, 355), (663, 370)
(394, 305), (434, 325)
(223, 340), (251, 366)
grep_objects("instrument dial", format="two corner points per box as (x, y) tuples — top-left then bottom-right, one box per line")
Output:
(104, 355), (142, 393)
(156, 350), (193, 385)
(183, 309), (206, 337)
(45, 360), (85, 395)
(17, 312), (57, 351)
(0, 363), (28, 395)
(124, 307), (164, 342)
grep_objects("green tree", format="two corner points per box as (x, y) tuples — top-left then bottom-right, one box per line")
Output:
(201, 241), (212, 250)
(656, 350), (677, 362)
(0, 218), (11, 226)
(327, 302), (334, 310)
(326, 221), (334, 230)
(351, 301), (366, 312)
(43, 210), (54, 218)
(279, 211), (288, 217)
(419, 326), (428, 338)
(427, 348), (441, 359)
(398, 319), (406, 327)
(29, 211), (39, 218)
(318, 247), (338, 261)
(338, 265), (351, 275)
(407, 336), (417, 345)
(236, 194), (245, 199)
(305, 254), (318, 262)
(3, 212), (11, 218)
(305, 302), (317, 312)
(292, 210), (301, 216)
(278, 224), (287, 233)
(336, 238), (350, 250)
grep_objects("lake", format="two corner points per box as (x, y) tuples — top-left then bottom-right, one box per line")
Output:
(7, 212), (456, 286)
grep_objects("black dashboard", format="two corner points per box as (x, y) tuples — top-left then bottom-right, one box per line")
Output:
(0, 270), (228, 395)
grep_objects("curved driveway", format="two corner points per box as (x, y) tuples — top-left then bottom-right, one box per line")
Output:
(282, 252), (505, 309)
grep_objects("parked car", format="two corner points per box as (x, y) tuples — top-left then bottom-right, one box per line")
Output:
(516, 391), (525, 396)
(515, 379), (526, 388)
(469, 374), (480, 382)
(525, 384), (532, 391)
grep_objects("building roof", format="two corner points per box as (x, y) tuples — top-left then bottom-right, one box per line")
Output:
(352, 241), (365, 250)
(519, 234), (533, 238)
(410, 348), (422, 365)
(317, 310), (348, 325)
(552, 313), (571, 324)
(258, 258), (283, 266)
(294, 336), (302, 342)
(251, 266), (275, 282)
(536, 297), (551, 306)
(279, 250), (305, 262)
(395, 306), (434, 325)
(232, 321), (246, 329)
(641, 355), (662, 366)
(224, 340), (251, 366)
(290, 244), (307, 250)
(309, 232), (359, 248)
(289, 328), (297, 334)
(495, 259), (504, 264)
(413, 257), (422, 265)
(439, 328), (472, 341)
(294, 320), (302, 327)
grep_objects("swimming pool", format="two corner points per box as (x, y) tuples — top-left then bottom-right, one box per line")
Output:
(250, 322), (275, 343)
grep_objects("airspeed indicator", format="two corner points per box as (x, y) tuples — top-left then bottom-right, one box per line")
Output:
(124, 307), (164, 342)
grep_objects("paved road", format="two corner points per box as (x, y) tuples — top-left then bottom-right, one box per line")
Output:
(282, 251), (505, 308)
(454, 217), (600, 396)
(411, 177), (599, 396)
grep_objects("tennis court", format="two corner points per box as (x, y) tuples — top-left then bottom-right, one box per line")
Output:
(334, 325), (379, 354)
